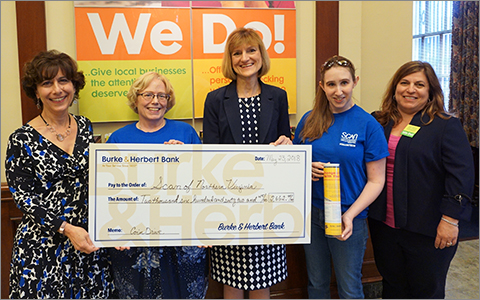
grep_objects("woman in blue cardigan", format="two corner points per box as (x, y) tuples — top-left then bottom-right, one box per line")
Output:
(369, 61), (474, 299)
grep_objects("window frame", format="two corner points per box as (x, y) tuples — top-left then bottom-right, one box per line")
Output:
(412, 1), (453, 108)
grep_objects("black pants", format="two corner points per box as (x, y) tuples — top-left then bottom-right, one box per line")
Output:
(368, 218), (458, 299)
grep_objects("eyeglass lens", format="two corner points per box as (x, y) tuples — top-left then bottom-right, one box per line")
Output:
(141, 93), (169, 101)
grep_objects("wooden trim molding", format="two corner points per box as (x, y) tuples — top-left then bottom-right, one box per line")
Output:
(4, 3), (47, 297)
(16, 1), (47, 125)
(2, 182), (23, 299)
(315, 1), (339, 84)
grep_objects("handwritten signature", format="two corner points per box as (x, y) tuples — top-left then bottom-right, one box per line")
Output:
(130, 226), (162, 235)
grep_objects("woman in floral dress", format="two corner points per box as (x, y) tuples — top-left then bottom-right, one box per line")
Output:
(5, 50), (115, 298)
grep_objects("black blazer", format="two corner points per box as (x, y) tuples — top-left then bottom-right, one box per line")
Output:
(369, 111), (474, 238)
(203, 80), (290, 144)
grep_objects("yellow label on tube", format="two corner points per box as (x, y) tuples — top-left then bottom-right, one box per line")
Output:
(324, 163), (342, 237)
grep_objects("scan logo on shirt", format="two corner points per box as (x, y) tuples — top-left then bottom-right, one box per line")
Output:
(339, 132), (358, 147)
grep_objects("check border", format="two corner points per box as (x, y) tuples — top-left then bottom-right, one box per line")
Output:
(89, 144), (311, 246)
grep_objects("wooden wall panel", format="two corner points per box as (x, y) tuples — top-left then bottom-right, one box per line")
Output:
(316, 1), (339, 84)
(16, 1), (47, 124)
(1, 184), (23, 299)
(1, 3), (47, 297)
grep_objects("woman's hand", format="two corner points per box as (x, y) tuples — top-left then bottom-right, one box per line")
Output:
(63, 223), (99, 254)
(164, 139), (184, 145)
(336, 213), (354, 241)
(332, 159), (386, 241)
(311, 162), (328, 181)
(435, 215), (459, 249)
(115, 246), (131, 251)
(270, 135), (292, 145)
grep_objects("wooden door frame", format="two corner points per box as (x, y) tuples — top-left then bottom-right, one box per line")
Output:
(16, 1), (47, 125)
(316, 1), (339, 84)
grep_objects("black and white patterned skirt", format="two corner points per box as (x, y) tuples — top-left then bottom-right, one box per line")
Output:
(210, 244), (288, 290)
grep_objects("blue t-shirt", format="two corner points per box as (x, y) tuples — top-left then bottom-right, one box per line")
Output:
(107, 119), (201, 144)
(293, 105), (389, 219)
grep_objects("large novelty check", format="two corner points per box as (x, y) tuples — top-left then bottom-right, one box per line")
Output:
(89, 144), (311, 247)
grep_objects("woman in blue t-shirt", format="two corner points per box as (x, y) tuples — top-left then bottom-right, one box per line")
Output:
(293, 56), (389, 299)
(107, 72), (208, 299)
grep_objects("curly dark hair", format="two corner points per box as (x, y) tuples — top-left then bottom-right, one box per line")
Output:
(22, 50), (85, 110)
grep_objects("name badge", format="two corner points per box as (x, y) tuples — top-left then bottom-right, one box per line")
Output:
(401, 124), (421, 138)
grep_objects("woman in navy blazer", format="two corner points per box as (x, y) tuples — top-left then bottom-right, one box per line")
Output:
(203, 79), (290, 144)
(203, 27), (291, 299)
(369, 61), (474, 299)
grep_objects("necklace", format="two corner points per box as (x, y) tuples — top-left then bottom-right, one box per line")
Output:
(40, 114), (71, 142)
(239, 95), (259, 108)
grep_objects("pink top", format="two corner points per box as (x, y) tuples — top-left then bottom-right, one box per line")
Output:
(385, 135), (401, 228)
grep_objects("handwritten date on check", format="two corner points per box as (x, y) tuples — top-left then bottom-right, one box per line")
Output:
(89, 144), (311, 247)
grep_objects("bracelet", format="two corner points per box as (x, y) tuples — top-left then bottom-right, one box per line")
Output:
(59, 221), (67, 235)
(441, 217), (459, 227)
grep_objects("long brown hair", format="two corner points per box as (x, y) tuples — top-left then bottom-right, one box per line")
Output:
(299, 55), (357, 142)
(375, 61), (450, 127)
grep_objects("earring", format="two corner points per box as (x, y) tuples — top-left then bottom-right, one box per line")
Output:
(36, 99), (41, 109)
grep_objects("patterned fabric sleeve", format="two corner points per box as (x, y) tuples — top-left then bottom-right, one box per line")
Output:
(5, 131), (64, 234)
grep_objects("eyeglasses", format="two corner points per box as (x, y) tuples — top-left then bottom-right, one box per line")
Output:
(322, 58), (352, 70)
(138, 92), (170, 102)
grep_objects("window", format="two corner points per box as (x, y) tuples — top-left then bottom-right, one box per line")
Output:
(412, 1), (453, 108)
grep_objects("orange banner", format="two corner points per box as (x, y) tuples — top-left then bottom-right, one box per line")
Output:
(75, 7), (191, 60)
(75, 6), (296, 122)
(192, 8), (296, 59)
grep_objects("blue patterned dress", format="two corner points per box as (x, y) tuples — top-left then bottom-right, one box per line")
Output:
(109, 247), (208, 298)
(5, 115), (115, 299)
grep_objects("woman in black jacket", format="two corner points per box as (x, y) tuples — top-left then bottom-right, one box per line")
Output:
(203, 27), (291, 299)
(369, 61), (474, 299)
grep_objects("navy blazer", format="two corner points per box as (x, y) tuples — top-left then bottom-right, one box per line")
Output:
(203, 80), (290, 144)
(369, 111), (474, 238)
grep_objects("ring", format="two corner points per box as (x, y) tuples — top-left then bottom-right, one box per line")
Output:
(447, 242), (452, 246)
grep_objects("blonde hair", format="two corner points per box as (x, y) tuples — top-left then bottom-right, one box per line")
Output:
(221, 27), (271, 80)
(126, 72), (176, 113)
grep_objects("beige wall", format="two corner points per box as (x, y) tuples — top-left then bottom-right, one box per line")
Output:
(1, 1), (22, 183)
(1, 1), (413, 183)
(339, 1), (413, 113)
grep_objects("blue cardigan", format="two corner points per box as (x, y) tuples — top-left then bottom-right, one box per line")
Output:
(369, 111), (474, 237)
(202, 80), (290, 144)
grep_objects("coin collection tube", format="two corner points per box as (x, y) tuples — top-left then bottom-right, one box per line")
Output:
(323, 163), (342, 237)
